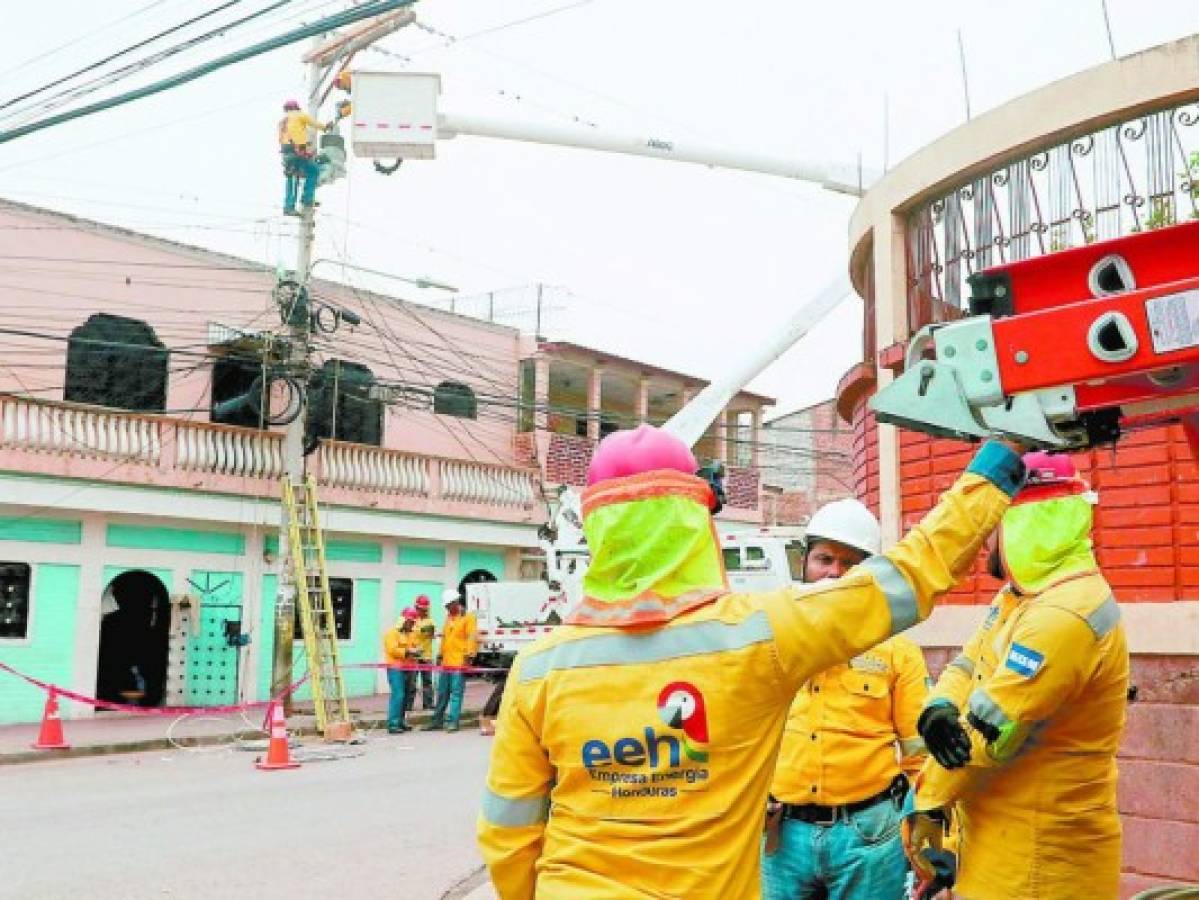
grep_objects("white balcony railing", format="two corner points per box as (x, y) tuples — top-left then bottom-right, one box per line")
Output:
(175, 419), (284, 480)
(2, 396), (164, 464)
(316, 440), (430, 496)
(0, 396), (539, 514)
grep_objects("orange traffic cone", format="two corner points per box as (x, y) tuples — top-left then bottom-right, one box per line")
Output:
(255, 702), (300, 771)
(31, 689), (70, 750)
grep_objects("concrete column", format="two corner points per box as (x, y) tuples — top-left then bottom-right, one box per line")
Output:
(534, 357), (550, 432)
(586, 367), (603, 441)
(637, 376), (650, 423)
(750, 407), (763, 468)
(874, 212), (910, 548)
(715, 408), (729, 464)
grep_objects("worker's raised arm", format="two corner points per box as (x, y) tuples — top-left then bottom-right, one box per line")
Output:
(765, 442), (1024, 693)
(477, 657), (553, 900)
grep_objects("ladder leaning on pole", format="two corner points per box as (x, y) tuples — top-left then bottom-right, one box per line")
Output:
(282, 476), (352, 740)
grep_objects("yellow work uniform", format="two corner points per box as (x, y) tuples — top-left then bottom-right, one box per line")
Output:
(414, 614), (436, 661)
(440, 613), (478, 668)
(278, 110), (322, 150)
(916, 491), (1129, 899)
(772, 635), (929, 806)
(478, 443), (1022, 900)
(383, 626), (419, 664)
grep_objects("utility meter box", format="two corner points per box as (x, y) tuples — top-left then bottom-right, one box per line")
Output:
(350, 71), (440, 160)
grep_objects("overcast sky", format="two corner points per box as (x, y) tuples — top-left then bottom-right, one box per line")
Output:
(2, 1), (1198, 416)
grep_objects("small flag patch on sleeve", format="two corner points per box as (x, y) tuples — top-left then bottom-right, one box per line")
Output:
(1005, 643), (1045, 678)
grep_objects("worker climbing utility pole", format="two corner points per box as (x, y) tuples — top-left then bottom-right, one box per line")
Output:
(269, 37), (324, 711)
(268, 8), (417, 712)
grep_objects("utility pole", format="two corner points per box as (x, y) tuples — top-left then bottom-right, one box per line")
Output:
(270, 37), (323, 711)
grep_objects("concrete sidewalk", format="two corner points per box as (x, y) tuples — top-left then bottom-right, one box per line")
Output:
(0, 680), (490, 765)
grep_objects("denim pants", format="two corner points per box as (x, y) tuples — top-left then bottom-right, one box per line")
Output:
(761, 797), (908, 900)
(282, 151), (319, 209)
(404, 667), (435, 711)
(386, 668), (408, 729)
(432, 671), (465, 726)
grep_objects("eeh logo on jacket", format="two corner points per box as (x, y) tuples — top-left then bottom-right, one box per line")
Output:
(657, 681), (709, 762)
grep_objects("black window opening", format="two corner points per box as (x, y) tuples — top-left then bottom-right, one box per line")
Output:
(0, 562), (32, 639)
(293, 576), (353, 641)
(210, 356), (265, 428)
(306, 360), (383, 447)
(64, 314), (168, 412)
(434, 381), (477, 419)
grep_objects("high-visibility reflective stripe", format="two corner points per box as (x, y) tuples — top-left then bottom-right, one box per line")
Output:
(859, 556), (919, 633)
(968, 688), (1012, 731)
(1086, 595), (1121, 638)
(899, 736), (926, 757)
(518, 610), (773, 683)
(948, 654), (975, 677)
(481, 785), (550, 828)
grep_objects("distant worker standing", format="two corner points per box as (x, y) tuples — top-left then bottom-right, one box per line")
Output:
(382, 608), (420, 734)
(477, 424), (1026, 899)
(424, 589), (477, 733)
(763, 499), (930, 900)
(277, 99), (327, 216)
(903, 451), (1129, 899)
(405, 594), (437, 713)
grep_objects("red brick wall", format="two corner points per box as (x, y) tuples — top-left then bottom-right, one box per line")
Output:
(725, 466), (760, 510)
(545, 433), (595, 487)
(896, 422), (1199, 604)
(763, 400), (856, 524)
(849, 396), (880, 516)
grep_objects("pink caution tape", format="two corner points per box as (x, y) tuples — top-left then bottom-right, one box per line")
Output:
(0, 659), (310, 717)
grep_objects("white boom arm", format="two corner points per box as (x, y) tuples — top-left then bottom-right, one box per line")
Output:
(438, 111), (874, 198)
(662, 274), (852, 447)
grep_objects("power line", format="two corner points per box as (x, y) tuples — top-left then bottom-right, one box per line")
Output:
(0, 0), (246, 115)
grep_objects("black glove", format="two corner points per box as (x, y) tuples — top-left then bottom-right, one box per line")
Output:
(913, 847), (957, 899)
(917, 701), (972, 769)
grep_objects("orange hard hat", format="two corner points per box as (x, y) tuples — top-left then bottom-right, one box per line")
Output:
(334, 70), (352, 91)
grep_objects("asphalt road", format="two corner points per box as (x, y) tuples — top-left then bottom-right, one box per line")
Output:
(3, 728), (494, 900)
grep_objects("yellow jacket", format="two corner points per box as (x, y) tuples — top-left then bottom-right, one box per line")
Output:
(278, 110), (322, 150)
(478, 442), (1022, 899)
(771, 635), (929, 806)
(414, 614), (436, 661)
(383, 626), (419, 663)
(916, 492), (1129, 900)
(441, 612), (478, 668)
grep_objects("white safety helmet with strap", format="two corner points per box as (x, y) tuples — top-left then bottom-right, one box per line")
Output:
(805, 498), (881, 557)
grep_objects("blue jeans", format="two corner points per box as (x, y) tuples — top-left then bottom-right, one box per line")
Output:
(282, 151), (319, 210)
(386, 668), (408, 730)
(432, 671), (465, 727)
(762, 797), (908, 900)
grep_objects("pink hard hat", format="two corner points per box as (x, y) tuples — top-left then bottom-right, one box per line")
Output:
(401, 607), (418, 621)
(414, 595), (430, 610)
(585, 424), (698, 486)
(1014, 451), (1089, 505)
(283, 99), (300, 111)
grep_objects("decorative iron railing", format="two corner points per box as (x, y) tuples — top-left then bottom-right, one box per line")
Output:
(906, 98), (1199, 329)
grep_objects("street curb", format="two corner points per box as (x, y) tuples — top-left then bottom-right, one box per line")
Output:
(0, 710), (481, 766)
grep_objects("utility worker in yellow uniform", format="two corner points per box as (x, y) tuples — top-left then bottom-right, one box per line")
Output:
(383, 608), (420, 734)
(477, 424), (1026, 899)
(424, 589), (477, 733)
(903, 451), (1129, 900)
(405, 594), (437, 713)
(763, 499), (930, 900)
(277, 99), (331, 216)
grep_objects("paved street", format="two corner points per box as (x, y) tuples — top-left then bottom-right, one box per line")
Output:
(3, 728), (494, 900)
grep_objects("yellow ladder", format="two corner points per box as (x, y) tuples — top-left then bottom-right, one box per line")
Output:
(282, 476), (351, 739)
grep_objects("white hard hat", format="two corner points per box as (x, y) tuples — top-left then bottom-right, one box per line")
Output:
(441, 588), (460, 605)
(805, 498), (881, 557)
